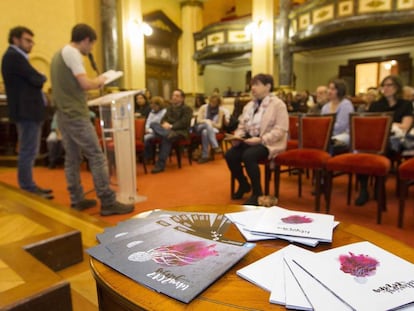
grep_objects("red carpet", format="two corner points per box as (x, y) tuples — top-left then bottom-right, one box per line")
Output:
(1, 157), (413, 248)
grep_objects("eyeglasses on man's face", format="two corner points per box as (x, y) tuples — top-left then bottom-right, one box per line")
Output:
(21, 36), (35, 45)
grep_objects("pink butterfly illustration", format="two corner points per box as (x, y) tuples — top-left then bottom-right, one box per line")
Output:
(128, 241), (218, 266)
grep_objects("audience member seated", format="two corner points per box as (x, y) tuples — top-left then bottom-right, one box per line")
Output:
(403, 85), (414, 108)
(194, 94), (224, 163)
(309, 85), (329, 114)
(225, 73), (289, 206)
(356, 75), (413, 206)
(144, 89), (152, 101)
(223, 96), (246, 133)
(193, 94), (206, 115)
(291, 91), (309, 112)
(321, 78), (354, 154)
(284, 92), (295, 112)
(134, 92), (151, 118)
(149, 89), (193, 174)
(143, 96), (167, 162)
(357, 87), (379, 112)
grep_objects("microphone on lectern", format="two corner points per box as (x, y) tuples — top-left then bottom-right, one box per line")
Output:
(88, 53), (99, 74)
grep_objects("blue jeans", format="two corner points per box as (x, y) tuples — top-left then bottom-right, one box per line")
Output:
(143, 132), (156, 160)
(195, 123), (219, 158)
(16, 120), (42, 191)
(150, 123), (178, 169)
(57, 112), (116, 206)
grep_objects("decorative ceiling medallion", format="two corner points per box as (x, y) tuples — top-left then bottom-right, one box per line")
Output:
(298, 13), (311, 30)
(196, 39), (206, 51)
(313, 5), (334, 24)
(207, 32), (225, 46)
(228, 30), (249, 43)
(338, 0), (354, 16)
(359, 0), (391, 12)
(397, 0), (414, 9)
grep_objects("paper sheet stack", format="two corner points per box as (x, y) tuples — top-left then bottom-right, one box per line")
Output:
(237, 241), (414, 311)
(225, 206), (338, 247)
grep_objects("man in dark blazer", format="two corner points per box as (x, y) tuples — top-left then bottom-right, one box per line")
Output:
(1, 26), (53, 199)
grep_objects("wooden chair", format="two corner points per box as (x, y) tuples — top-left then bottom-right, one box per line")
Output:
(397, 157), (414, 228)
(273, 113), (336, 211)
(134, 118), (147, 174)
(325, 112), (392, 224)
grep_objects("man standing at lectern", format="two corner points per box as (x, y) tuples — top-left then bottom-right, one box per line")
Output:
(50, 23), (133, 216)
(1, 26), (53, 200)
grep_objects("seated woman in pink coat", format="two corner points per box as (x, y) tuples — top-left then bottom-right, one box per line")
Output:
(225, 73), (289, 206)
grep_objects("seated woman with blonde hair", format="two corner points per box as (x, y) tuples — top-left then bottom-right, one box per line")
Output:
(194, 94), (225, 163)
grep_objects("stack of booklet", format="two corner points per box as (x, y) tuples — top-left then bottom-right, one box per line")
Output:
(237, 241), (414, 310)
(87, 210), (255, 303)
(225, 206), (338, 247)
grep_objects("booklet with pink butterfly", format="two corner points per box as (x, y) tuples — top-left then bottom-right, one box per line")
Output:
(88, 221), (255, 303)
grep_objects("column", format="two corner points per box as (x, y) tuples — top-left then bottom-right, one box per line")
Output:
(118, 0), (146, 89)
(251, 0), (274, 76)
(278, 0), (293, 89)
(101, 0), (119, 73)
(179, 0), (204, 94)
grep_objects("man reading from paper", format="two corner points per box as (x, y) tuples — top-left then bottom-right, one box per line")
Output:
(50, 23), (133, 216)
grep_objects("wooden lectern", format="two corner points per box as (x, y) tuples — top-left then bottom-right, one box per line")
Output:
(88, 91), (146, 204)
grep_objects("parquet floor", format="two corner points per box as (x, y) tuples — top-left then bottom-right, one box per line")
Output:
(0, 182), (104, 311)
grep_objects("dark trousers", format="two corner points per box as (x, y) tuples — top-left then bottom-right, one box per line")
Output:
(150, 123), (180, 168)
(225, 143), (269, 196)
(16, 120), (43, 191)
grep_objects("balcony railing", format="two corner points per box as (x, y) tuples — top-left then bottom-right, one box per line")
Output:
(193, 0), (414, 63)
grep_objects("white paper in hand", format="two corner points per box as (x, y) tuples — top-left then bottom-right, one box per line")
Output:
(102, 70), (123, 85)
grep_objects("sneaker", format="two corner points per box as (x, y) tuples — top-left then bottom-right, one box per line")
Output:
(151, 166), (165, 174)
(31, 189), (54, 200)
(101, 201), (134, 216)
(36, 186), (53, 194)
(213, 147), (223, 154)
(71, 198), (97, 211)
(197, 157), (210, 164)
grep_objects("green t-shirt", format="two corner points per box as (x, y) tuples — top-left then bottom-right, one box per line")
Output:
(50, 47), (90, 119)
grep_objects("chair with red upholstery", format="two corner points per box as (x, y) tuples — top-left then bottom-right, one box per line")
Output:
(397, 157), (414, 227)
(325, 112), (392, 224)
(172, 137), (193, 168)
(286, 113), (299, 150)
(149, 135), (193, 169)
(134, 118), (147, 174)
(273, 113), (336, 211)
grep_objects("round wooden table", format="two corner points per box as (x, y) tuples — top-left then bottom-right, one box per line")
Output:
(89, 205), (414, 311)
